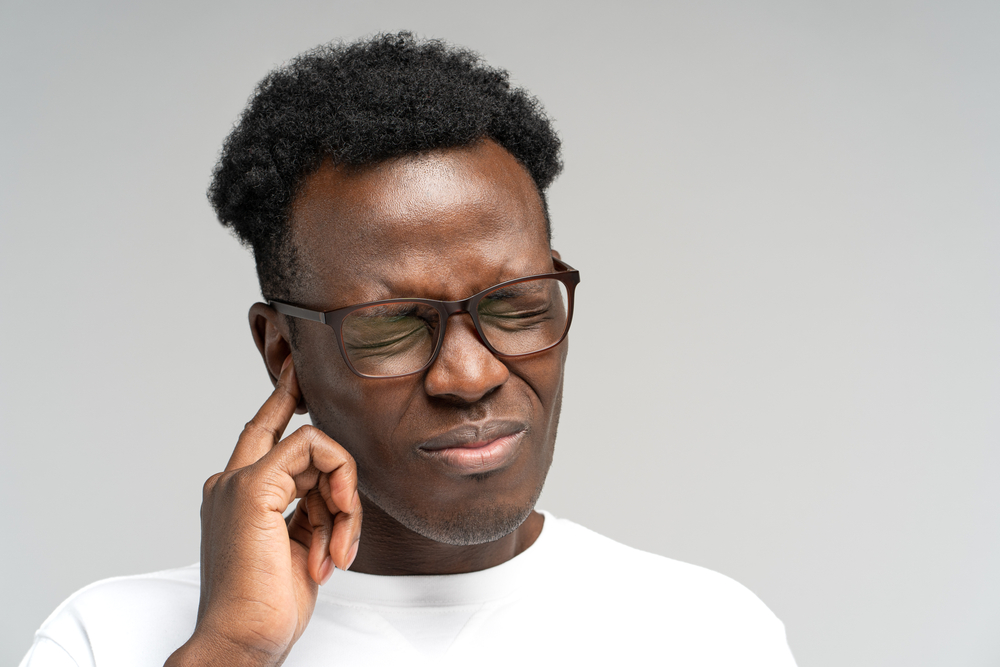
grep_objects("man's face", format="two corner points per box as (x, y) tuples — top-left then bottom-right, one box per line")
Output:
(284, 139), (567, 545)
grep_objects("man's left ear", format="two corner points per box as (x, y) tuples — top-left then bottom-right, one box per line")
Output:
(248, 302), (308, 415)
(551, 249), (562, 261)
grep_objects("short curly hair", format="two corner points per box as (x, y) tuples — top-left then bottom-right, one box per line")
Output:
(208, 31), (563, 300)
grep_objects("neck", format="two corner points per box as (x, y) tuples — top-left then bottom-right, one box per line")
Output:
(348, 498), (544, 576)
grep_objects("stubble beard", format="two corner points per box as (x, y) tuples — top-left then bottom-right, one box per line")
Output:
(357, 452), (554, 546)
(309, 366), (564, 547)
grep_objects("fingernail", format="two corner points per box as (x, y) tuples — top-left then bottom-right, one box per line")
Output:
(319, 556), (334, 585)
(345, 540), (359, 571)
(352, 489), (360, 509)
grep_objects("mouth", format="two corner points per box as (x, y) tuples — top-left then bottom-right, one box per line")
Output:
(417, 420), (528, 473)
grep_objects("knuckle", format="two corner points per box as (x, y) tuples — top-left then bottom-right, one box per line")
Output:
(343, 459), (359, 485)
(210, 467), (259, 506)
(202, 472), (224, 498)
(243, 417), (277, 441)
(260, 470), (293, 502)
(341, 452), (359, 480)
(229, 465), (259, 492)
(299, 424), (322, 440)
(273, 380), (296, 402)
(255, 462), (284, 488)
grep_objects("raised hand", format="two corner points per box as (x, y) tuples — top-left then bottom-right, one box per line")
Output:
(166, 356), (362, 667)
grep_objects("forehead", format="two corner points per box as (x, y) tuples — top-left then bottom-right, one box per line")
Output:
(288, 140), (552, 307)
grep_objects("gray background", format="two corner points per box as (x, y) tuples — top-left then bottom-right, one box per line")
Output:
(1, 1), (997, 665)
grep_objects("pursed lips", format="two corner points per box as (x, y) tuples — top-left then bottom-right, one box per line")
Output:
(417, 420), (528, 473)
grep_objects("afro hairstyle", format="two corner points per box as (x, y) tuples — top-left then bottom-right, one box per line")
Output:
(208, 31), (563, 301)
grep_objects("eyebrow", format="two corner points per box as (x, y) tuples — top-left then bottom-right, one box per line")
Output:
(336, 264), (546, 307)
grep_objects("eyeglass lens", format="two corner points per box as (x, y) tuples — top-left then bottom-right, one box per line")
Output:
(340, 277), (570, 377)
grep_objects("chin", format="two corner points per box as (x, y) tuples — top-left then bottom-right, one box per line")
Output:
(362, 472), (548, 546)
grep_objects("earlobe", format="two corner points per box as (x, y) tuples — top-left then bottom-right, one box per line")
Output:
(248, 302), (308, 414)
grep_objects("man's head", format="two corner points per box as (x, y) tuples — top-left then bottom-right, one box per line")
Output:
(209, 33), (569, 550)
(209, 31), (562, 302)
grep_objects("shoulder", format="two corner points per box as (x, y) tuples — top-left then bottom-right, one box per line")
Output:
(23, 565), (200, 667)
(40, 564), (200, 628)
(540, 513), (755, 594)
(525, 513), (796, 664)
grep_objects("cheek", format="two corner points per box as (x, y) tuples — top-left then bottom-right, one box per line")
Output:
(294, 327), (360, 415)
(532, 343), (568, 442)
(294, 329), (419, 462)
(511, 341), (567, 409)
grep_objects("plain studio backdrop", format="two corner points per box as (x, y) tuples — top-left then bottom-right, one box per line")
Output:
(1, 1), (997, 665)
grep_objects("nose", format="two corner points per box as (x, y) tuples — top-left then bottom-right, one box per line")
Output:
(423, 312), (509, 403)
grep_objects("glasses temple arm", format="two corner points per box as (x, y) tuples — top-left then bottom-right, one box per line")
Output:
(269, 300), (327, 324)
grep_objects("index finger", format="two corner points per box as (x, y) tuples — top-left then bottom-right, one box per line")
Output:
(226, 355), (301, 471)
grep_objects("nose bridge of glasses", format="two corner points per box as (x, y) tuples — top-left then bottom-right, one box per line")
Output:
(435, 295), (489, 348)
(439, 292), (477, 314)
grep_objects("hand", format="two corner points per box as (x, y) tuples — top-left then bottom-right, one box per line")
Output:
(166, 356), (362, 667)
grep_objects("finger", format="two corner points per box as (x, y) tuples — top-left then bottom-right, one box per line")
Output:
(332, 495), (362, 571)
(240, 424), (360, 572)
(286, 500), (313, 549)
(305, 485), (335, 584)
(226, 355), (300, 471)
(285, 480), (356, 579)
(254, 425), (361, 571)
(250, 425), (357, 515)
(285, 513), (317, 606)
(321, 465), (362, 571)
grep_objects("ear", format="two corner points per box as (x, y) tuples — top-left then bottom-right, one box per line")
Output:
(551, 249), (562, 261)
(249, 302), (308, 414)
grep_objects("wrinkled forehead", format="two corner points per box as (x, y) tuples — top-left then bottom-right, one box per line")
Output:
(286, 141), (551, 305)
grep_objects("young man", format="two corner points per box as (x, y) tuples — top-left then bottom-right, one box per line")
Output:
(23, 33), (796, 666)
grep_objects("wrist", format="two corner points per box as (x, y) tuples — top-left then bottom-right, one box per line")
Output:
(165, 629), (285, 667)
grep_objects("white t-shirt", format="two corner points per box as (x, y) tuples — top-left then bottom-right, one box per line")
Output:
(21, 512), (797, 666)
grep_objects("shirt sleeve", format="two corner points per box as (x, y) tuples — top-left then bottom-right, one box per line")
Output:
(19, 636), (83, 667)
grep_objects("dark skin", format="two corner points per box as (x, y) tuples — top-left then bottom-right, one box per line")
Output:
(167, 140), (567, 666)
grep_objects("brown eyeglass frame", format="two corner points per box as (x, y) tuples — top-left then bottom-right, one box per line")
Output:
(269, 258), (580, 379)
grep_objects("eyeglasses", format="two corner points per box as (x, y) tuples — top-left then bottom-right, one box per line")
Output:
(269, 258), (580, 378)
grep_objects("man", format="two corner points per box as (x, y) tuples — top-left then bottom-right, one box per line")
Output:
(23, 33), (796, 666)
